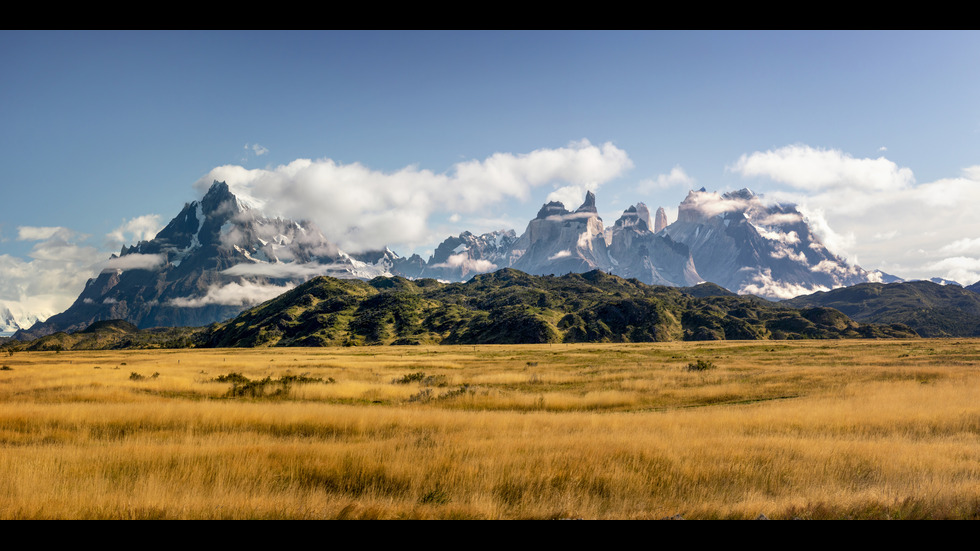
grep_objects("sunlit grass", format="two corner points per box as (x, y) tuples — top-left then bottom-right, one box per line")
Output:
(1, 339), (979, 518)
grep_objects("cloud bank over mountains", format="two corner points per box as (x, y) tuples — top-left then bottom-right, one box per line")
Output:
(728, 144), (980, 285)
(193, 139), (633, 254)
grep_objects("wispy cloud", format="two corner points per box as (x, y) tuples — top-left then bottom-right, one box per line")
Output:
(636, 166), (695, 193)
(104, 253), (167, 271)
(106, 214), (163, 249)
(248, 143), (269, 156)
(167, 281), (295, 308)
(221, 261), (336, 279)
(430, 253), (497, 274)
(17, 226), (70, 241)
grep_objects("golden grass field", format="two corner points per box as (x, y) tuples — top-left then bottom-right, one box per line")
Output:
(2, 339), (979, 519)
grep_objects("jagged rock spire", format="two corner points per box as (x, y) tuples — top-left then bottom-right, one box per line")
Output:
(576, 190), (598, 214)
(654, 207), (668, 233)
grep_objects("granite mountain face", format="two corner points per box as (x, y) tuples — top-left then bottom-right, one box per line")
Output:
(404, 192), (702, 288)
(16, 181), (898, 338)
(662, 188), (888, 299)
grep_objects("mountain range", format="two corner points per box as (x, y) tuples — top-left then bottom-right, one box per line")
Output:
(10, 180), (979, 340)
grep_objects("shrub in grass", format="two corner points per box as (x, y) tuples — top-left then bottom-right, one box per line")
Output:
(392, 371), (448, 387)
(686, 359), (716, 372)
(393, 371), (426, 384)
(213, 372), (330, 398)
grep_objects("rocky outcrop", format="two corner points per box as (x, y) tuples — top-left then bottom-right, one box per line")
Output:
(510, 194), (610, 276)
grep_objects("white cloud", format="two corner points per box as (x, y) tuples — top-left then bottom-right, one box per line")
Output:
(756, 227), (800, 245)
(430, 253), (497, 274)
(940, 237), (980, 256)
(769, 244), (807, 264)
(221, 262), (335, 279)
(546, 185), (595, 211)
(755, 212), (803, 227)
(548, 250), (571, 260)
(195, 140), (633, 254)
(103, 253), (167, 271)
(106, 214), (163, 248)
(738, 268), (831, 300)
(0, 228), (107, 322)
(923, 257), (980, 287)
(794, 206), (856, 263)
(17, 226), (69, 241)
(636, 166), (695, 193)
(730, 144), (915, 193)
(680, 190), (755, 220)
(244, 143), (269, 157)
(168, 281), (296, 308)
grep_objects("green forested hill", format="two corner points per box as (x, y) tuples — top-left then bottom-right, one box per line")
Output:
(202, 269), (916, 347)
(12, 319), (206, 351)
(783, 280), (980, 338)
(2, 269), (923, 352)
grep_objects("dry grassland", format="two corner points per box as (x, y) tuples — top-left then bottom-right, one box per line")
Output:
(1, 339), (979, 519)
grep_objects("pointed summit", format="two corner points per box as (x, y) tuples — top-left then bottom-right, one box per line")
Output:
(576, 190), (598, 214)
(201, 180), (245, 216)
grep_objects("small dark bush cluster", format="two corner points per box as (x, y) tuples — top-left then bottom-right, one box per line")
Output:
(408, 384), (471, 404)
(213, 372), (250, 384)
(129, 371), (160, 381)
(393, 371), (448, 387)
(393, 371), (426, 384)
(408, 388), (433, 403)
(214, 372), (332, 398)
(440, 384), (470, 399)
(686, 359), (716, 372)
(0, 365), (12, 371)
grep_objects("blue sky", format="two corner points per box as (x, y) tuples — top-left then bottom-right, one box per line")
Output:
(2, 30), (980, 322)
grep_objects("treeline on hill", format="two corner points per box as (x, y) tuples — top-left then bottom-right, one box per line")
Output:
(2, 269), (918, 352)
(3, 320), (207, 352)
